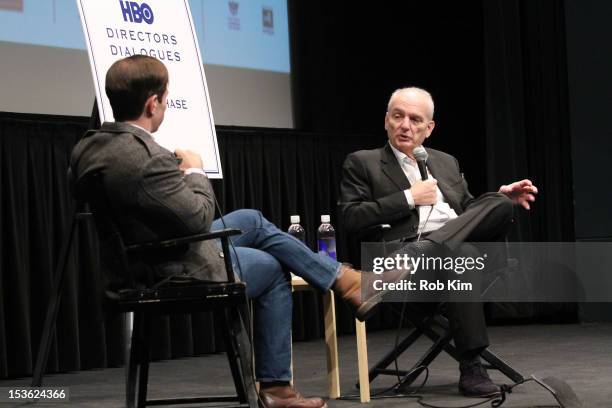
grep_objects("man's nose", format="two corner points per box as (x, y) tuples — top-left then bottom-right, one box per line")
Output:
(400, 117), (412, 130)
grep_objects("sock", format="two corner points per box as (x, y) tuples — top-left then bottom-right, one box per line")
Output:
(260, 381), (290, 389)
(460, 347), (485, 364)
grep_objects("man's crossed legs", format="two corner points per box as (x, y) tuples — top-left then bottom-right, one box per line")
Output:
(210, 209), (409, 408)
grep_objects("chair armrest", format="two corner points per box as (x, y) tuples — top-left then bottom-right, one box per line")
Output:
(356, 224), (391, 241)
(125, 228), (242, 252)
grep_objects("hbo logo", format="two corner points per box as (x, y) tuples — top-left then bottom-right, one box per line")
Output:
(120, 1), (154, 24)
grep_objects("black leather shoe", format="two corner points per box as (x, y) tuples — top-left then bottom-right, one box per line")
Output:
(459, 360), (500, 397)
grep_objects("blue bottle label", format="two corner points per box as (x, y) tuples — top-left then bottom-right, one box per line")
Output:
(317, 238), (337, 260)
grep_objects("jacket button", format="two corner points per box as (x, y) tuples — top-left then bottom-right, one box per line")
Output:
(219, 252), (224, 258)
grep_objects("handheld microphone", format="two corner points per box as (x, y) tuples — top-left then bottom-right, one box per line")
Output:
(413, 145), (428, 180)
(412, 146), (433, 241)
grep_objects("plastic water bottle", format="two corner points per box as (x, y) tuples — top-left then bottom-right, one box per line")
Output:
(317, 215), (337, 260)
(287, 215), (306, 243)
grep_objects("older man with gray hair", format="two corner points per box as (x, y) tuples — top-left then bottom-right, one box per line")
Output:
(339, 87), (538, 397)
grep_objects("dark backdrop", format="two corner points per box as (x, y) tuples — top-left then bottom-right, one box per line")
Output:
(564, 0), (612, 322)
(565, 0), (612, 241)
(0, 0), (578, 379)
(290, 0), (574, 243)
(290, 0), (488, 194)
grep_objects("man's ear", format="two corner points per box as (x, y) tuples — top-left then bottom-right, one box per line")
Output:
(384, 112), (390, 131)
(144, 94), (159, 117)
(425, 120), (435, 138)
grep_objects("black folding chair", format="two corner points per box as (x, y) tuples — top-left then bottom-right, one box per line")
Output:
(32, 173), (258, 408)
(350, 224), (524, 394)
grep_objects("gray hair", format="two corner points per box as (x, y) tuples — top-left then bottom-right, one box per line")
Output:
(387, 87), (435, 120)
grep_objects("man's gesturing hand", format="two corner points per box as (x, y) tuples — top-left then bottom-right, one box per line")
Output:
(411, 179), (438, 206)
(174, 148), (203, 173)
(499, 179), (538, 210)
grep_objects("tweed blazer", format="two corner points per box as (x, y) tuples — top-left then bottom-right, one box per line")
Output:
(70, 122), (226, 288)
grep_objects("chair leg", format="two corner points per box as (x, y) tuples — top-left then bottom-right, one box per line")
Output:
(355, 319), (370, 403)
(221, 309), (247, 402)
(399, 329), (454, 389)
(322, 291), (340, 399)
(416, 311), (462, 361)
(126, 313), (142, 408)
(137, 317), (151, 408)
(222, 307), (259, 408)
(480, 349), (525, 383)
(365, 307), (436, 384)
(31, 213), (79, 387)
(124, 312), (134, 401)
(367, 325), (423, 382)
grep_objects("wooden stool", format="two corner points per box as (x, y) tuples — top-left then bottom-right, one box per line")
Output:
(290, 276), (340, 399)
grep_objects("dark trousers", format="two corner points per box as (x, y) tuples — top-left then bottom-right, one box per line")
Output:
(418, 192), (514, 356)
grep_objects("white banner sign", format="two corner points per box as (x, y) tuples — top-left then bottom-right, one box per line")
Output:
(76, 0), (223, 178)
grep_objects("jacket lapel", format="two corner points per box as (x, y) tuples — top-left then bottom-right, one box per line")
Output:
(426, 149), (462, 213)
(380, 143), (411, 191)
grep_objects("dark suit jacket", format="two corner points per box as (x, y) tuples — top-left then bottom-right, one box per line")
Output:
(70, 122), (225, 288)
(338, 143), (474, 242)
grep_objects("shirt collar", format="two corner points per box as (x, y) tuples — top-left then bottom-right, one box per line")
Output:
(388, 143), (415, 166)
(126, 123), (156, 142)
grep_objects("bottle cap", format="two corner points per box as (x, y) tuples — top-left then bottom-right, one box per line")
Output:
(321, 214), (330, 223)
(290, 215), (300, 224)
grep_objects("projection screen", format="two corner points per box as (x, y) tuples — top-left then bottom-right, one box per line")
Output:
(0, 0), (293, 128)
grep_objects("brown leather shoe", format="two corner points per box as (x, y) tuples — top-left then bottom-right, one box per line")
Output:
(333, 239), (440, 321)
(333, 264), (412, 322)
(259, 385), (327, 408)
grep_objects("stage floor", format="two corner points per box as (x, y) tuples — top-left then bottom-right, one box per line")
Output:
(2, 323), (611, 407)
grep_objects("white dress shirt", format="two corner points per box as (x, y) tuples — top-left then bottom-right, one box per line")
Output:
(389, 144), (458, 234)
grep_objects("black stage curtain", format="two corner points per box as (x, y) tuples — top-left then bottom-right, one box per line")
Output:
(483, 0), (575, 243)
(289, 0), (489, 195)
(0, 114), (106, 379)
(290, 0), (574, 242)
(481, 0), (576, 321)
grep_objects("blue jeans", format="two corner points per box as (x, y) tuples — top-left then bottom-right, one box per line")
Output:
(211, 209), (340, 381)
